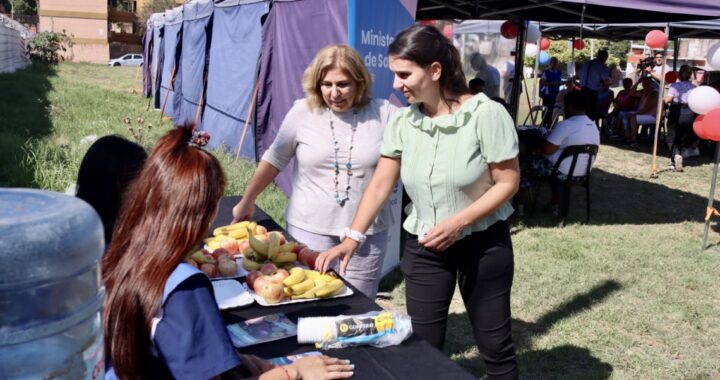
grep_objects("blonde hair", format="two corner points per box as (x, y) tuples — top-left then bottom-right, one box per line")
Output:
(302, 44), (372, 110)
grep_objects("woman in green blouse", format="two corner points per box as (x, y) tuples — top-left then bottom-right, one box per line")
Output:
(316, 25), (519, 379)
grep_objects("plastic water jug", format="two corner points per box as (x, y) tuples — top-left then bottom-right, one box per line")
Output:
(0, 188), (105, 379)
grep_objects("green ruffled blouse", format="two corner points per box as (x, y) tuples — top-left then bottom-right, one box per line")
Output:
(380, 93), (519, 238)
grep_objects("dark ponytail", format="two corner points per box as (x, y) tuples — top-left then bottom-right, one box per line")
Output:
(388, 24), (470, 106)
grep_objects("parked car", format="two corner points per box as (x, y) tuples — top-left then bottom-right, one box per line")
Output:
(108, 54), (143, 67)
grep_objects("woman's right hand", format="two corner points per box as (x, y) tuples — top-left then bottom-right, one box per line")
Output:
(232, 197), (255, 223)
(288, 356), (354, 380)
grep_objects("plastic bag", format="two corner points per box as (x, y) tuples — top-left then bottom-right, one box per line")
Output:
(297, 311), (412, 349)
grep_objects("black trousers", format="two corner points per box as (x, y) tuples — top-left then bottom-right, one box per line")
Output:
(580, 87), (599, 121)
(402, 221), (518, 379)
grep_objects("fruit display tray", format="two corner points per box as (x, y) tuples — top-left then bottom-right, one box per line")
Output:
(242, 283), (354, 307)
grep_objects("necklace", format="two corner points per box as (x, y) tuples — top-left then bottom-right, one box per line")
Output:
(329, 109), (357, 207)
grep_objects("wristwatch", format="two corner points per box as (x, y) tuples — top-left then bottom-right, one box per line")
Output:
(341, 228), (367, 246)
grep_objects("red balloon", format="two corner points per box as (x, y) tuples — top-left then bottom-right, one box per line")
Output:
(665, 71), (678, 83)
(500, 21), (518, 39)
(442, 24), (453, 40)
(694, 115), (708, 140)
(573, 39), (585, 50)
(645, 29), (667, 49)
(703, 109), (720, 141)
(540, 37), (551, 51)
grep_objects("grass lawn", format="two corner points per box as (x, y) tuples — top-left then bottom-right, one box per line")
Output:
(3, 63), (720, 379)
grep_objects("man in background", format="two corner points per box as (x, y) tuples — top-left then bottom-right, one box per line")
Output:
(471, 53), (501, 99)
(578, 50), (610, 122)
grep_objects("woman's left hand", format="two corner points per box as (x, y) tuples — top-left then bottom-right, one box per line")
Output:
(418, 217), (465, 252)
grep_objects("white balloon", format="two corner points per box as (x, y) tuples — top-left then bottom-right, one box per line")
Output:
(688, 86), (720, 115)
(525, 43), (538, 58)
(526, 22), (541, 43)
(707, 42), (720, 70)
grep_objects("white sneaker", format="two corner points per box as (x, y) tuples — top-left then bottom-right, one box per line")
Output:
(674, 154), (684, 172)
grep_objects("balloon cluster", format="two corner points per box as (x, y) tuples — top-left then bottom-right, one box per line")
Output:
(689, 86), (720, 141)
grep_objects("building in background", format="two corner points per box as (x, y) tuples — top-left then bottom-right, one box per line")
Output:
(38, 0), (182, 63)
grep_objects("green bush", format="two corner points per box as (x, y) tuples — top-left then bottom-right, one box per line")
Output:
(27, 31), (73, 64)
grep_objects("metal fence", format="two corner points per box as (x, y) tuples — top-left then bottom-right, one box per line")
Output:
(0, 14), (30, 73)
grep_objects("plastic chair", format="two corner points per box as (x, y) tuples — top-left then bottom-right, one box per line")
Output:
(522, 105), (547, 128)
(533, 144), (599, 227)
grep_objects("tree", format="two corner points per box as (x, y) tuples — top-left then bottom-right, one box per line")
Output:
(137, 0), (175, 34)
(525, 38), (629, 73)
(1, 0), (37, 15)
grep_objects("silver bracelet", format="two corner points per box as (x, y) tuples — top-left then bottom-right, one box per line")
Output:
(341, 227), (367, 247)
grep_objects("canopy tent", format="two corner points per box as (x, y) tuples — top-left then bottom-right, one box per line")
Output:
(540, 19), (720, 40)
(416, 0), (720, 23)
(150, 13), (165, 109)
(159, 6), (184, 124)
(179, 0), (214, 127)
(201, 0), (268, 156)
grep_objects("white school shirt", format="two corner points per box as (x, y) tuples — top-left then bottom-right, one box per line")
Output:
(545, 115), (600, 176)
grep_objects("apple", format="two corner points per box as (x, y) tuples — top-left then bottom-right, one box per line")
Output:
(258, 282), (284, 304)
(267, 268), (289, 284)
(298, 248), (319, 269)
(211, 248), (230, 260)
(186, 259), (199, 268)
(260, 262), (278, 276)
(291, 243), (307, 254)
(217, 258), (238, 277)
(255, 225), (268, 235)
(237, 239), (252, 255)
(253, 275), (270, 293)
(218, 236), (239, 254)
(200, 263), (217, 278)
(245, 271), (263, 289)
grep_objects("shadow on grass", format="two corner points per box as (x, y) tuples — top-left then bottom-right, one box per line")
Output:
(517, 168), (708, 227)
(0, 63), (56, 187)
(444, 280), (621, 379)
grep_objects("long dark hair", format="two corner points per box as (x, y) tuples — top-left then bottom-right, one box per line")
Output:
(76, 135), (147, 244)
(102, 127), (226, 379)
(388, 24), (470, 107)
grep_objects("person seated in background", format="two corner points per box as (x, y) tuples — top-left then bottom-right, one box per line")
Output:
(76, 135), (147, 245)
(610, 78), (636, 138)
(102, 127), (354, 380)
(549, 77), (579, 128)
(665, 65), (698, 171)
(540, 57), (562, 128)
(625, 76), (659, 148)
(519, 91), (600, 208)
(469, 77), (485, 95)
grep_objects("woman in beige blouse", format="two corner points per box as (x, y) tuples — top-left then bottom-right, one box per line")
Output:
(232, 44), (396, 299)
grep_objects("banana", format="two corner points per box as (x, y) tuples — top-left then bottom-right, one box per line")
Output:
(242, 256), (263, 272)
(247, 227), (269, 257)
(283, 286), (293, 298)
(207, 241), (221, 251)
(266, 232), (281, 261)
(273, 251), (297, 264)
(291, 288), (318, 299)
(227, 228), (249, 239)
(283, 267), (306, 286)
(315, 279), (345, 298)
(303, 269), (321, 279)
(224, 220), (251, 231)
(313, 278), (329, 288)
(278, 242), (296, 253)
(190, 250), (216, 265)
(318, 273), (337, 283)
(290, 278), (315, 294)
(248, 222), (257, 234)
(204, 236), (219, 244)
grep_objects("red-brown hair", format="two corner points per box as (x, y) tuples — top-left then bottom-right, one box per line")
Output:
(102, 127), (226, 378)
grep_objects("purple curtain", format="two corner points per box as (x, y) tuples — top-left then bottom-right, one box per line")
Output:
(255, 0), (348, 195)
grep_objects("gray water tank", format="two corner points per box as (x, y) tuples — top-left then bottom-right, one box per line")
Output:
(0, 188), (105, 379)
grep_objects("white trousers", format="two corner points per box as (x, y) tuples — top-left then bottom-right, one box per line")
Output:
(287, 224), (387, 300)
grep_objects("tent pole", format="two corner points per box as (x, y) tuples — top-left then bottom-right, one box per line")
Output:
(702, 143), (720, 250)
(532, 24), (541, 108)
(510, 20), (527, 124)
(160, 64), (177, 122)
(650, 25), (670, 178)
(236, 79), (260, 160)
(193, 72), (208, 128)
